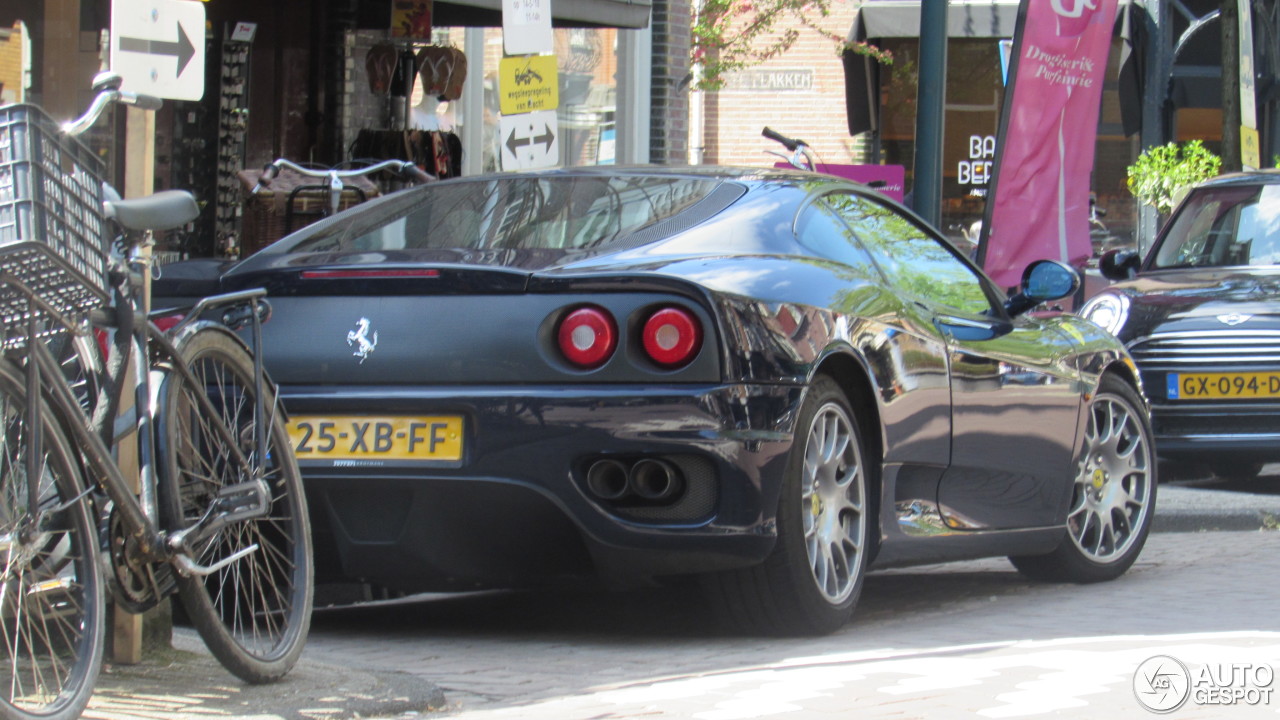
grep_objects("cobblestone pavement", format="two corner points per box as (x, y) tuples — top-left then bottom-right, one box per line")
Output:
(299, 528), (1280, 719)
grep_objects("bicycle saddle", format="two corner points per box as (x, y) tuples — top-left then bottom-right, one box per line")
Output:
(104, 189), (200, 232)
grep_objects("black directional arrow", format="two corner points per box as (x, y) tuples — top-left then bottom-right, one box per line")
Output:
(118, 22), (196, 77)
(505, 123), (556, 156)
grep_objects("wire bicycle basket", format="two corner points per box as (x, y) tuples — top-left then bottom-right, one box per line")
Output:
(0, 103), (110, 348)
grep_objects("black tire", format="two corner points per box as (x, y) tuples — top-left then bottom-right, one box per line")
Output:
(0, 358), (105, 720)
(156, 328), (312, 684)
(702, 376), (872, 635)
(1010, 374), (1156, 583)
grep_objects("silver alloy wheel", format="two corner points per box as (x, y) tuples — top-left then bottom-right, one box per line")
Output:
(800, 401), (866, 604)
(1070, 392), (1152, 563)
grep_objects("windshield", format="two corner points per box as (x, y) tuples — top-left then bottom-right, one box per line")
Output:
(1152, 183), (1280, 269)
(285, 175), (724, 255)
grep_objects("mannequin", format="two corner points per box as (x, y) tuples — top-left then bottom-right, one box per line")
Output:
(409, 82), (453, 131)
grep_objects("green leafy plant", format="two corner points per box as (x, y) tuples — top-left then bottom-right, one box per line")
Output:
(692, 0), (891, 91)
(841, 39), (894, 65)
(1126, 140), (1222, 215)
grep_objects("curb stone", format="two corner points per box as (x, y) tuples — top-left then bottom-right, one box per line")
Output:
(85, 636), (446, 720)
(1154, 485), (1280, 533)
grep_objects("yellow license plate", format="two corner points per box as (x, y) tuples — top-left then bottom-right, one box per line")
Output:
(288, 416), (463, 461)
(1167, 372), (1280, 400)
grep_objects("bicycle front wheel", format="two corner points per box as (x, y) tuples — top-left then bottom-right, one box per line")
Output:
(155, 328), (312, 684)
(0, 358), (105, 720)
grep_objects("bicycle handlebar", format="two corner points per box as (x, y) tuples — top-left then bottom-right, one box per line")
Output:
(762, 127), (806, 153)
(61, 73), (163, 137)
(252, 158), (435, 217)
(251, 158), (435, 195)
(762, 127), (817, 171)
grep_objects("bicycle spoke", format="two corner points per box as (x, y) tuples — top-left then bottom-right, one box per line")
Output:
(159, 330), (311, 684)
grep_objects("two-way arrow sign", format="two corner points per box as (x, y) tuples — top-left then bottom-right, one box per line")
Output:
(110, 0), (207, 101)
(499, 110), (559, 170)
(505, 123), (556, 157)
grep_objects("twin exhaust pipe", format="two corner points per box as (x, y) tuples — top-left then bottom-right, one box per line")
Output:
(585, 458), (684, 503)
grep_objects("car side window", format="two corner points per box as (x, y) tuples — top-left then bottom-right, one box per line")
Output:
(794, 201), (881, 279)
(821, 193), (994, 315)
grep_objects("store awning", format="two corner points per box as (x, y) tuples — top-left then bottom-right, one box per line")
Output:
(843, 0), (1020, 137)
(854, 0), (1019, 39)
(433, 0), (652, 28)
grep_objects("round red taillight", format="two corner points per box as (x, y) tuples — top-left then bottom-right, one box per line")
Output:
(642, 307), (702, 368)
(557, 306), (617, 369)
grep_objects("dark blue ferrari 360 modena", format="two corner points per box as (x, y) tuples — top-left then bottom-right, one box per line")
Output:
(159, 166), (1156, 635)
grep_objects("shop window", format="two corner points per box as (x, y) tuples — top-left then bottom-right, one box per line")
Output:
(474, 27), (619, 171)
(876, 35), (1139, 258)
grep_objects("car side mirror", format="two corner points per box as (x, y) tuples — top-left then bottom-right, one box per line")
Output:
(1004, 260), (1080, 317)
(1099, 249), (1140, 281)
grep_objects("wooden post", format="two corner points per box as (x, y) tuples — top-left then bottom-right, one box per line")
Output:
(109, 105), (157, 665)
(109, 360), (143, 664)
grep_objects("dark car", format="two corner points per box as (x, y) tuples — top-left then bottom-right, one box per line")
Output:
(158, 166), (1155, 635)
(1082, 170), (1280, 481)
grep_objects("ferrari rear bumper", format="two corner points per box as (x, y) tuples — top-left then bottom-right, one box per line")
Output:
(281, 382), (805, 591)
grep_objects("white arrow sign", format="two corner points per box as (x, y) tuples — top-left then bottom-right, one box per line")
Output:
(111, 0), (206, 101)
(499, 111), (559, 170)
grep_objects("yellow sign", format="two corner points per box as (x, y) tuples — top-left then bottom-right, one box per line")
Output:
(499, 55), (559, 115)
(1242, 125), (1261, 170)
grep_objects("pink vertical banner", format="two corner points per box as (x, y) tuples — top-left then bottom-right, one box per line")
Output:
(979, 0), (1119, 288)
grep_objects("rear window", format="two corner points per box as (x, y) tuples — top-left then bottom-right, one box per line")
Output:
(1152, 183), (1280, 269)
(284, 175), (724, 254)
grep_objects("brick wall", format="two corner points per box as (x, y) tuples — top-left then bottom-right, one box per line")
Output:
(0, 23), (24, 103)
(701, 5), (861, 169)
(650, 0), (692, 165)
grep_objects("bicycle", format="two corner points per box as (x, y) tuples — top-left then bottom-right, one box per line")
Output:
(0, 71), (312, 720)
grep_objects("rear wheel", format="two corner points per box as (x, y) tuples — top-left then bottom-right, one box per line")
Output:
(0, 358), (104, 720)
(49, 332), (104, 422)
(156, 329), (312, 683)
(1011, 374), (1155, 582)
(703, 376), (871, 635)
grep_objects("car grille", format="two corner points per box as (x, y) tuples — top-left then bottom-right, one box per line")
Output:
(1129, 330), (1280, 405)
(1154, 411), (1280, 437)
(1129, 330), (1280, 369)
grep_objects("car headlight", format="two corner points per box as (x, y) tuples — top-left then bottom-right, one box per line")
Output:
(1079, 293), (1130, 335)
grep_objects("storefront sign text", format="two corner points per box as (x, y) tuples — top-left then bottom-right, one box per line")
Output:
(959, 135), (996, 195)
(722, 70), (814, 92)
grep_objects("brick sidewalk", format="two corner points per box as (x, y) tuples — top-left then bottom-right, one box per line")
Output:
(298, 530), (1280, 719)
(80, 528), (1280, 719)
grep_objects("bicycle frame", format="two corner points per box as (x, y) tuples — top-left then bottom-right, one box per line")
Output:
(2, 255), (273, 575)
